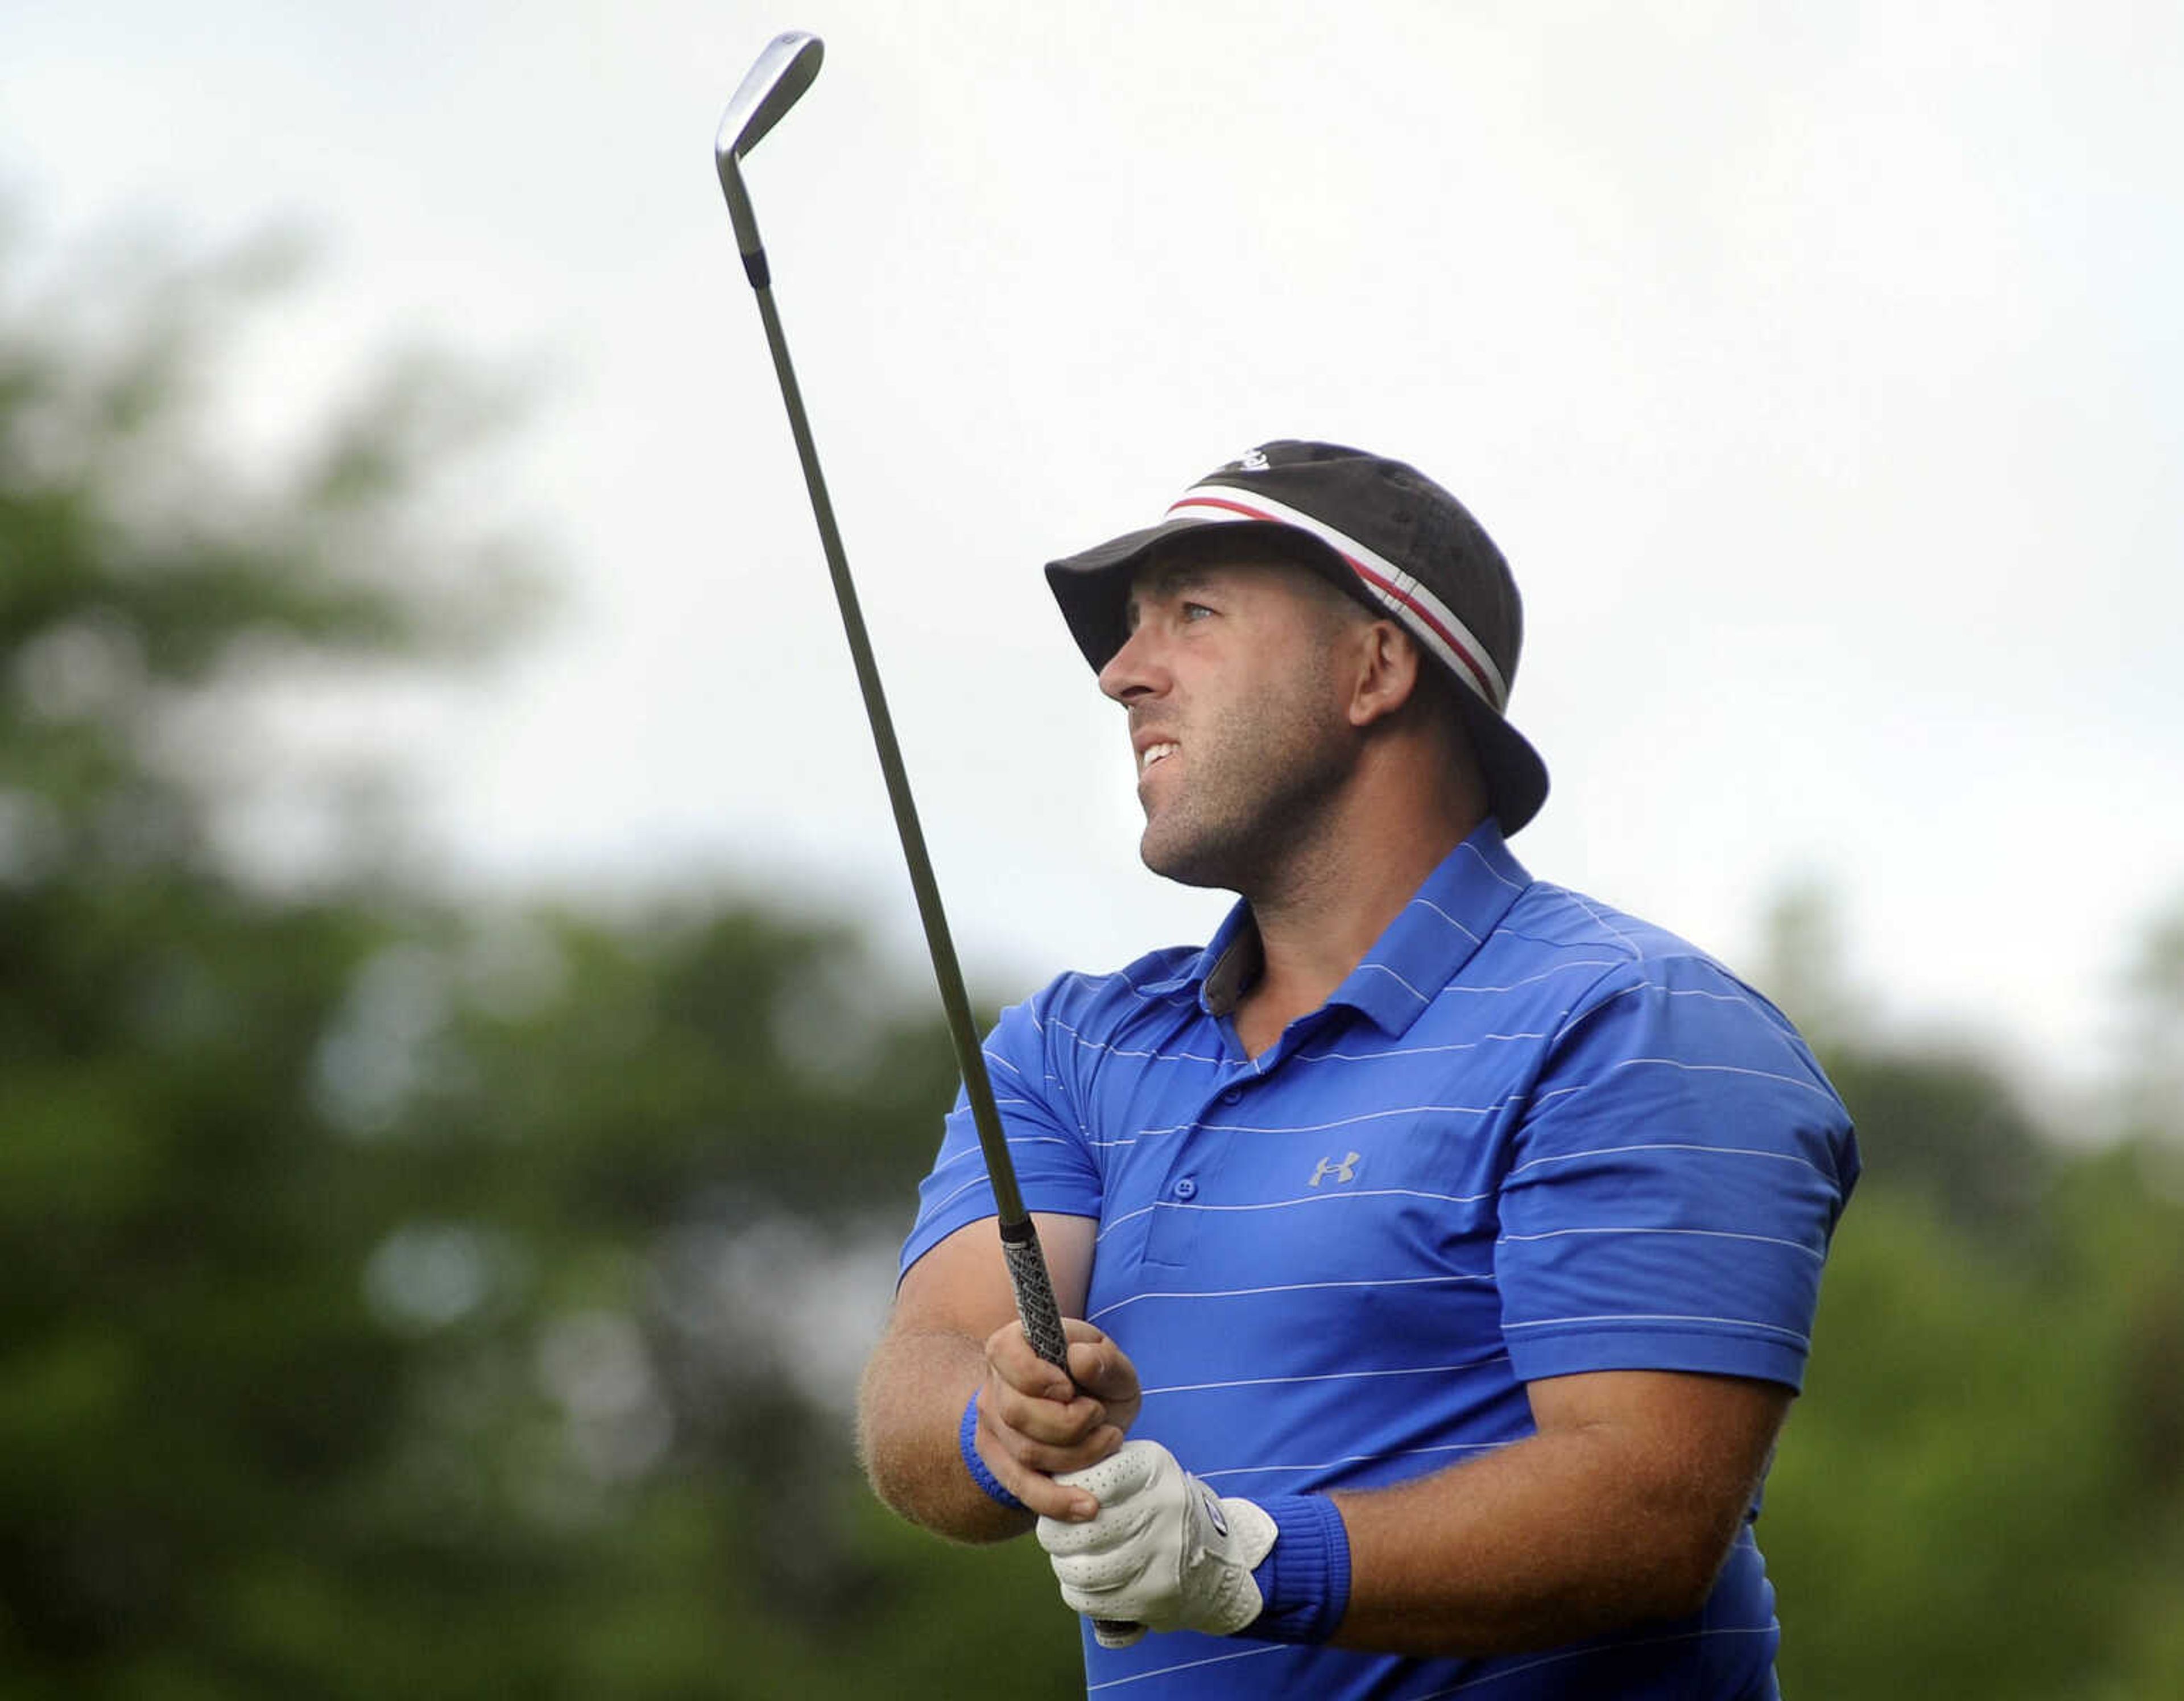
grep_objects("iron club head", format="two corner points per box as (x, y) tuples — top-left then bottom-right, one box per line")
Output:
(714, 31), (824, 261)
(715, 30), (823, 163)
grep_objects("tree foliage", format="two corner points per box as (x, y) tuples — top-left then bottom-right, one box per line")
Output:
(1757, 883), (2184, 1699)
(0, 238), (1078, 1698)
(3, 236), (2181, 1698)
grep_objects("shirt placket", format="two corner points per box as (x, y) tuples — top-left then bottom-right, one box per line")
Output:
(1140, 1059), (1261, 1269)
(1139, 1006), (1337, 1269)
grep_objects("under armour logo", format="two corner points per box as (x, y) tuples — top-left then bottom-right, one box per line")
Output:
(1234, 447), (1270, 472)
(1309, 1151), (1362, 1187)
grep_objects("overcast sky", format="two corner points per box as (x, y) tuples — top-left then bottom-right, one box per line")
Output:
(7, 1), (2179, 1101)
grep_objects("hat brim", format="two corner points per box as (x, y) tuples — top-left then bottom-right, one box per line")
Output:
(1045, 515), (1351, 668)
(1449, 679), (1549, 835)
(1045, 516), (1550, 835)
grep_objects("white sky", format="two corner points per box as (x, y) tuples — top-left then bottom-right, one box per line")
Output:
(6, 1), (2180, 1099)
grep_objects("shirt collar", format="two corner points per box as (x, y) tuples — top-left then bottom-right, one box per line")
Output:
(1329, 819), (1532, 1036)
(1144, 819), (1534, 1032)
(1135, 897), (1263, 1013)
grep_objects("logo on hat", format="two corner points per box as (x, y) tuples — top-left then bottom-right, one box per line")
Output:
(1234, 448), (1269, 472)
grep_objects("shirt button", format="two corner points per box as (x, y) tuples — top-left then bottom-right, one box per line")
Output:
(1173, 1176), (1198, 1200)
(1221, 1088), (1242, 1104)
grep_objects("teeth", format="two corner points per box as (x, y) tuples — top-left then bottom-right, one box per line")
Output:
(1139, 742), (1178, 775)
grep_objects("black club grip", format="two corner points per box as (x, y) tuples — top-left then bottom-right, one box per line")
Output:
(995, 1218), (1144, 1648)
(999, 1220), (1070, 1369)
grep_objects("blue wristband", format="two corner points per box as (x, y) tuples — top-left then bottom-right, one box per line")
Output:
(958, 1390), (1028, 1513)
(1247, 1495), (1352, 1644)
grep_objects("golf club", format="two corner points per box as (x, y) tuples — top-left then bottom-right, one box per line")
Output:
(712, 49), (1133, 1633)
(712, 30), (1074, 1365)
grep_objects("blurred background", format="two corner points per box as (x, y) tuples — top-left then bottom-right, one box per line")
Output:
(4, 1), (2181, 1695)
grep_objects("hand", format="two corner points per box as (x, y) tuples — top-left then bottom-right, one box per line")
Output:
(970, 1318), (1141, 1522)
(1039, 1439), (1277, 1640)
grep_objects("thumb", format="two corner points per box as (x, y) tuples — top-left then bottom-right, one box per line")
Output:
(1068, 1333), (1134, 1398)
(1061, 1320), (1123, 1379)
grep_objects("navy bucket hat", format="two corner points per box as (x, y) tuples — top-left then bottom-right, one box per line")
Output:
(1044, 440), (1550, 833)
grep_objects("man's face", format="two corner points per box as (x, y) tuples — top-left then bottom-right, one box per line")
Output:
(1097, 546), (1363, 893)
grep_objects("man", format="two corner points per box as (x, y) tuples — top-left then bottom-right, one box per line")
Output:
(856, 440), (1859, 1698)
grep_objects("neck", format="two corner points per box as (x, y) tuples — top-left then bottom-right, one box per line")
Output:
(1231, 761), (1483, 1055)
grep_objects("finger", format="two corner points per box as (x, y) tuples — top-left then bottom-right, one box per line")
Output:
(982, 1327), (1108, 1447)
(1003, 1428), (1124, 1480)
(985, 1320), (1077, 1402)
(1057, 1568), (1168, 1638)
(1064, 1335), (1132, 1399)
(971, 1398), (1101, 1521)
(1057, 1326), (1142, 1430)
(1031, 1423), (1127, 1479)
(1036, 1493), (1157, 1559)
(1006, 1464), (1101, 1524)
(1049, 1539), (1155, 1593)
(982, 1375), (1107, 1451)
(1055, 1438), (1163, 1506)
(1079, 1423), (1127, 1465)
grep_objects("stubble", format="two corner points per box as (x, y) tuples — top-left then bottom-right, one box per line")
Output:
(1138, 642), (1356, 898)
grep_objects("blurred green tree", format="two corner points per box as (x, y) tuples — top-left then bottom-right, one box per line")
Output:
(1757, 882), (2054, 1252)
(2116, 896), (2184, 1146)
(0, 234), (1079, 1698)
(1, 229), (502, 1689)
(1756, 887), (2184, 1700)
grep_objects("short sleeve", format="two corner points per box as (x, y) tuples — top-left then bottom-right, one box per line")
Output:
(896, 989), (1105, 1282)
(1495, 956), (1859, 1391)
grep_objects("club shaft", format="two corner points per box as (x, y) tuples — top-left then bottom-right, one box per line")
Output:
(747, 281), (1072, 1369)
(721, 72), (1141, 1643)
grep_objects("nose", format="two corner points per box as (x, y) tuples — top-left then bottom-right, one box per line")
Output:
(1097, 621), (1168, 704)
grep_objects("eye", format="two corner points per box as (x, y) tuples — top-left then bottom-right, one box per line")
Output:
(1180, 601), (1215, 622)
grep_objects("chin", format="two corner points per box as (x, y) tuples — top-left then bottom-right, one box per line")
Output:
(1139, 822), (1254, 894)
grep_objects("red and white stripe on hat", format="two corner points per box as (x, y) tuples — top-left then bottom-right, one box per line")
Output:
(1163, 484), (1511, 713)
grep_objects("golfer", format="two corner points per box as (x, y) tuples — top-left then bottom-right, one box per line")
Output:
(857, 440), (1859, 1698)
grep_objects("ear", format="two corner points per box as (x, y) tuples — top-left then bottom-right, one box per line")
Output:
(1344, 621), (1426, 730)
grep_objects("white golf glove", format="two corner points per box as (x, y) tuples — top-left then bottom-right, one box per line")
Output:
(1038, 1439), (1278, 1642)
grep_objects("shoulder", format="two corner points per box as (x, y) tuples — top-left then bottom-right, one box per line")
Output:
(1496, 882), (1748, 993)
(1498, 889), (1848, 1139)
(1500, 879), (1706, 967)
(1490, 881), (1822, 1065)
(1011, 944), (1207, 1044)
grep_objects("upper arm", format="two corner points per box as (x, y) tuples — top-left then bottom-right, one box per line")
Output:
(891, 1212), (1099, 1340)
(1527, 1368), (1792, 1573)
(895, 991), (1107, 1283)
(1497, 957), (1856, 1393)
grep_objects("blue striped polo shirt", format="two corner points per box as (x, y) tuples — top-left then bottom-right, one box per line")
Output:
(899, 821), (1859, 1699)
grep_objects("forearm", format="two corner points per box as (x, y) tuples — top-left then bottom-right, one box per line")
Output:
(855, 1323), (1032, 1544)
(1321, 1373), (1784, 1658)
(1032, 1423), (1729, 1654)
(1329, 1425), (1740, 1656)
